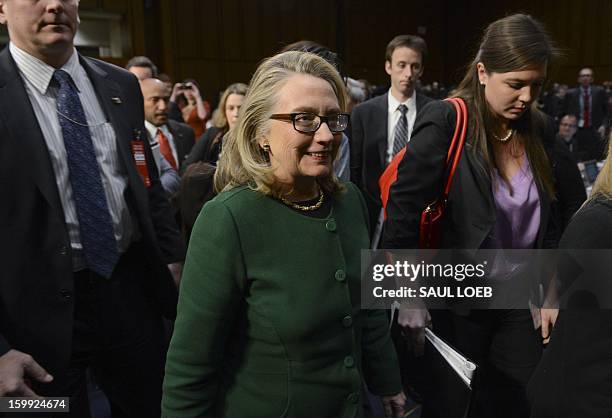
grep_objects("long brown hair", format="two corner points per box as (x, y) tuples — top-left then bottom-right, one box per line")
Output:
(450, 14), (559, 198)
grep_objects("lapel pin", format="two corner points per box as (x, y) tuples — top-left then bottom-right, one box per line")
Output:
(111, 97), (122, 104)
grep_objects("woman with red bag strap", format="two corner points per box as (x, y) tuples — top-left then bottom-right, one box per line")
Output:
(380, 14), (586, 418)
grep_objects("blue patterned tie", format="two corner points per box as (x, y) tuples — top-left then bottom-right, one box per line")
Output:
(53, 69), (119, 278)
(392, 104), (408, 157)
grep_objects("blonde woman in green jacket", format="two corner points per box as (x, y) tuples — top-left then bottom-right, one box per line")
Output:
(162, 51), (405, 418)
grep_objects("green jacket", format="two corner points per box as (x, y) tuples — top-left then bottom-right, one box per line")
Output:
(162, 183), (401, 417)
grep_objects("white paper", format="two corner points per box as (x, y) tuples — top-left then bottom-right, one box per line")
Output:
(425, 328), (477, 388)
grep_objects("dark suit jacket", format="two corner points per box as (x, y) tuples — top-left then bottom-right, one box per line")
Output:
(182, 126), (224, 171)
(381, 100), (586, 252)
(350, 92), (433, 237)
(542, 93), (567, 122)
(557, 132), (603, 162)
(528, 196), (612, 418)
(566, 85), (609, 129)
(0, 47), (185, 375)
(167, 119), (195, 169)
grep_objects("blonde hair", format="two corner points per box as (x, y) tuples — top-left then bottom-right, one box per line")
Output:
(211, 82), (248, 131)
(214, 51), (347, 197)
(590, 130), (612, 199)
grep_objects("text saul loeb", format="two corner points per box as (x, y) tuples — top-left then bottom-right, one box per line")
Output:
(372, 286), (493, 299)
(370, 260), (493, 300)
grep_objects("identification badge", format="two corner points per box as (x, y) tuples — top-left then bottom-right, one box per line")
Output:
(131, 130), (151, 187)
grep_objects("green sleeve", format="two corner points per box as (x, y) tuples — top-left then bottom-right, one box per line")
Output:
(162, 198), (245, 417)
(347, 183), (402, 395)
(361, 308), (403, 396)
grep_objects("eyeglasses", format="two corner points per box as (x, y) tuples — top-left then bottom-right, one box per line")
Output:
(270, 112), (350, 133)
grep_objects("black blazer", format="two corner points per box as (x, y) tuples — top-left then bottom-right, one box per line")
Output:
(556, 133), (603, 163)
(0, 48), (185, 375)
(566, 85), (609, 130)
(350, 92), (433, 237)
(542, 93), (567, 123)
(167, 119), (195, 169)
(182, 126), (224, 171)
(528, 196), (612, 418)
(381, 100), (586, 251)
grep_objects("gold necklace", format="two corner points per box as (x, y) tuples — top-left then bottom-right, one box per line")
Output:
(280, 191), (324, 211)
(492, 129), (514, 142)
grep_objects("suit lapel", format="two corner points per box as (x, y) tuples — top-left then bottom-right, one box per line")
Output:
(535, 144), (553, 247)
(79, 56), (135, 174)
(415, 93), (427, 114)
(464, 142), (494, 210)
(79, 56), (149, 213)
(376, 93), (389, 166)
(167, 120), (185, 167)
(0, 48), (64, 215)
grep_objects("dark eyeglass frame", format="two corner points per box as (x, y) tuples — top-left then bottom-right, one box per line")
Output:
(269, 112), (350, 133)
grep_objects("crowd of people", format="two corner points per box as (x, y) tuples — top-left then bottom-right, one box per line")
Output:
(0, 1), (611, 418)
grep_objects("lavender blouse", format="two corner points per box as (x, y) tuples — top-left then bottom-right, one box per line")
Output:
(480, 156), (541, 282)
(488, 155), (541, 249)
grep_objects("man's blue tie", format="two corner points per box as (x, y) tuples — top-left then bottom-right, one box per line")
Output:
(53, 69), (119, 278)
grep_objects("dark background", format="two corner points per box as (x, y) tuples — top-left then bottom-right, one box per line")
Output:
(3, 0), (611, 102)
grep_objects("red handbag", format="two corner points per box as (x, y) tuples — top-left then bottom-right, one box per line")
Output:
(418, 98), (468, 248)
(379, 97), (468, 249)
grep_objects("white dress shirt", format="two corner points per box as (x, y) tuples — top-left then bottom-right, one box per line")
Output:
(145, 121), (179, 168)
(10, 42), (133, 269)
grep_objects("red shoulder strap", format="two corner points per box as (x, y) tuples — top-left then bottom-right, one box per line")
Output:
(441, 98), (468, 200)
(379, 98), (468, 219)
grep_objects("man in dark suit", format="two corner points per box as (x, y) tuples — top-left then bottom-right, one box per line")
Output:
(350, 35), (432, 247)
(141, 77), (195, 172)
(566, 67), (609, 140)
(556, 114), (603, 162)
(0, 1), (184, 416)
(542, 83), (568, 125)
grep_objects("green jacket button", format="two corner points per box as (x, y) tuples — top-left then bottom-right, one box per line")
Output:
(335, 269), (346, 282)
(342, 315), (353, 327)
(347, 392), (359, 403)
(325, 219), (337, 232)
(344, 355), (355, 368)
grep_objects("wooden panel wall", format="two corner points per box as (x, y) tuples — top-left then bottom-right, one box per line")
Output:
(156, 0), (340, 104)
(442, 0), (612, 88)
(342, 0), (448, 85)
(88, 0), (610, 106)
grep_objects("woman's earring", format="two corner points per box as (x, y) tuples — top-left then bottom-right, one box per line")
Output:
(262, 142), (271, 152)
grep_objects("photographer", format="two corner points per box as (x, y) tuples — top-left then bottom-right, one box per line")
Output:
(169, 79), (211, 138)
